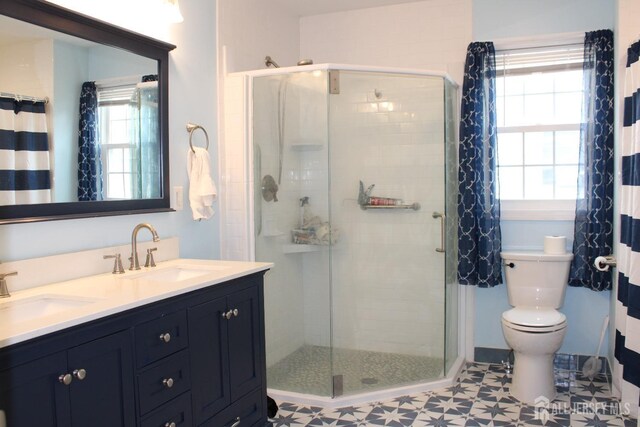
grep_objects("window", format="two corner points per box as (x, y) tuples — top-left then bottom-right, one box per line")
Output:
(98, 85), (140, 200)
(495, 45), (583, 219)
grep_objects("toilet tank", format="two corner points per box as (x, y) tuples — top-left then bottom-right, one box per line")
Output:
(500, 251), (573, 308)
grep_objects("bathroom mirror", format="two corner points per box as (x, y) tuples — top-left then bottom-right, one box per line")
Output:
(0, 0), (175, 223)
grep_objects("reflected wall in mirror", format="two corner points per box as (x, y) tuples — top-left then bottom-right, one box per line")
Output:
(0, 0), (175, 223)
(0, 15), (158, 205)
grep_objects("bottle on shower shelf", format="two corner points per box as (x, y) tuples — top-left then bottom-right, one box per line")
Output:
(299, 196), (310, 228)
(368, 196), (404, 206)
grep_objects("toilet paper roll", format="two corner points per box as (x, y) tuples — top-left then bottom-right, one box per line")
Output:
(594, 256), (610, 272)
(544, 235), (567, 254)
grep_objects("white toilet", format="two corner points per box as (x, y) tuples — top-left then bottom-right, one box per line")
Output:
(500, 251), (573, 404)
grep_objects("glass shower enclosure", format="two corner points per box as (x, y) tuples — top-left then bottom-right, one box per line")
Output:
(252, 65), (458, 399)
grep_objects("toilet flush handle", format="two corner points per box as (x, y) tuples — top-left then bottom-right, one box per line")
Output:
(503, 262), (515, 268)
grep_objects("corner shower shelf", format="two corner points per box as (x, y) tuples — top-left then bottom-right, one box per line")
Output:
(282, 244), (325, 254)
(360, 202), (421, 211)
(289, 139), (324, 151)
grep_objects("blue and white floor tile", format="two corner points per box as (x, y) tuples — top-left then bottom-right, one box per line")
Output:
(269, 362), (637, 426)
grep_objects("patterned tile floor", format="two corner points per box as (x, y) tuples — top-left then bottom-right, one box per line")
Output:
(269, 362), (637, 426)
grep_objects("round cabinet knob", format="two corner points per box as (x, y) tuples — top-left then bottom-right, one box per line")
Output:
(162, 378), (174, 388)
(73, 369), (87, 381)
(58, 373), (73, 386)
(232, 309), (239, 317)
(164, 422), (176, 427)
(223, 310), (233, 320)
(159, 333), (172, 343)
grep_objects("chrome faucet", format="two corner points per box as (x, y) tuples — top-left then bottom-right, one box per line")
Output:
(130, 223), (160, 270)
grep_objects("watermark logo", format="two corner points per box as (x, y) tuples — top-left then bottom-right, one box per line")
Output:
(534, 396), (550, 423)
(533, 394), (631, 423)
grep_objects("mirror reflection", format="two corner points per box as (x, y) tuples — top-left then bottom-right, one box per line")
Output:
(0, 14), (159, 206)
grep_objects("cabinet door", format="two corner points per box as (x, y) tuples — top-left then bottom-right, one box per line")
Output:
(67, 330), (135, 427)
(0, 352), (70, 427)
(227, 285), (262, 401)
(189, 296), (230, 425)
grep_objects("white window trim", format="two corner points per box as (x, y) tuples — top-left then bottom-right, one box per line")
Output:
(494, 33), (584, 222)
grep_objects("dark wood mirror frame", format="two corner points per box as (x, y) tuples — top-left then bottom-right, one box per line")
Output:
(0, 0), (176, 224)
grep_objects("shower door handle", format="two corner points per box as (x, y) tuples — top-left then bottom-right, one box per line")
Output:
(432, 212), (445, 253)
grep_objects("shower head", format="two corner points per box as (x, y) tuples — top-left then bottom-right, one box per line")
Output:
(297, 59), (313, 66)
(265, 56), (280, 68)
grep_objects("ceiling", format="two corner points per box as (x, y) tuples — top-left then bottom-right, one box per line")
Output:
(271, 0), (427, 17)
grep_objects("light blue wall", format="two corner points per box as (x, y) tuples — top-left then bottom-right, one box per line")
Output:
(52, 41), (87, 203)
(472, 0), (616, 357)
(476, 218), (612, 355)
(473, 0), (615, 40)
(87, 45), (156, 80)
(0, 0), (220, 262)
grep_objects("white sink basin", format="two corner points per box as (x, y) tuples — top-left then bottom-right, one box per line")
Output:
(125, 265), (231, 283)
(0, 295), (101, 324)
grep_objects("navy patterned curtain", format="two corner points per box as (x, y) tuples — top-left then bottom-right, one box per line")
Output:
(569, 30), (614, 291)
(77, 81), (101, 201)
(614, 37), (640, 416)
(458, 42), (502, 288)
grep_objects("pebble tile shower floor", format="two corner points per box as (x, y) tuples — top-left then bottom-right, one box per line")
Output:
(269, 362), (636, 426)
(268, 345), (444, 396)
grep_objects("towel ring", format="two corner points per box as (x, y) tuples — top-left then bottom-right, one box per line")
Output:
(186, 122), (209, 153)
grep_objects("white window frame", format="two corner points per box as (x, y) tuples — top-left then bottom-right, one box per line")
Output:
(98, 94), (137, 200)
(494, 34), (583, 221)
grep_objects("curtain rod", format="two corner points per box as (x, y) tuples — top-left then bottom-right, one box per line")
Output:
(0, 92), (49, 104)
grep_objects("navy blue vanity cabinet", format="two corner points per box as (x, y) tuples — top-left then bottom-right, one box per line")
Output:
(67, 330), (136, 426)
(0, 329), (135, 427)
(0, 351), (70, 426)
(0, 271), (269, 427)
(189, 280), (267, 426)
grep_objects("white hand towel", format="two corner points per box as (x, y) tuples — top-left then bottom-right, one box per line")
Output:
(187, 147), (217, 220)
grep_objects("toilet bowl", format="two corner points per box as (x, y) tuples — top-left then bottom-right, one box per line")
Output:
(500, 251), (573, 404)
(501, 307), (567, 403)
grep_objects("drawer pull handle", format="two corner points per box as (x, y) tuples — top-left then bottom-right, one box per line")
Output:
(58, 373), (73, 386)
(164, 422), (176, 427)
(232, 308), (239, 317)
(231, 417), (241, 427)
(159, 332), (172, 343)
(162, 377), (174, 388)
(73, 368), (87, 381)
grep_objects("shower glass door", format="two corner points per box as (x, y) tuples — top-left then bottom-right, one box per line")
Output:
(328, 70), (448, 396)
(253, 71), (334, 396)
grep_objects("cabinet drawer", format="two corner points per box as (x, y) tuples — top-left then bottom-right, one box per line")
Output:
(138, 350), (191, 415)
(199, 388), (265, 427)
(140, 392), (192, 427)
(135, 310), (188, 367)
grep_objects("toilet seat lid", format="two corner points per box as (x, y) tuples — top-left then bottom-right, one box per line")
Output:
(502, 307), (566, 328)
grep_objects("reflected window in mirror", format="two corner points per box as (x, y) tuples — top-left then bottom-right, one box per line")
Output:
(93, 75), (160, 201)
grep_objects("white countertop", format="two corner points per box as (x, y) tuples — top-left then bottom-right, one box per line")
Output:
(0, 259), (272, 349)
